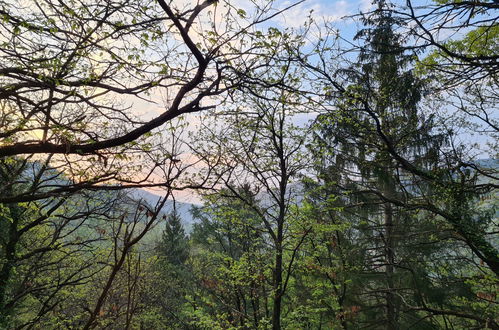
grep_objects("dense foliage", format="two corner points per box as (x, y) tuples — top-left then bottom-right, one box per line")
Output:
(0, 0), (497, 329)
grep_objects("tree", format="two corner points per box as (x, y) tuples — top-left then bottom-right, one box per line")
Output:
(304, 1), (498, 328)
(0, 158), (119, 328)
(191, 82), (310, 329)
(144, 209), (192, 328)
(188, 185), (271, 329)
(0, 0), (302, 203)
(0, 1), (304, 327)
(404, 0), (498, 167)
(0, 157), (180, 328)
(299, 0), (498, 278)
(403, 0), (499, 85)
(158, 209), (189, 266)
(308, 2), (439, 327)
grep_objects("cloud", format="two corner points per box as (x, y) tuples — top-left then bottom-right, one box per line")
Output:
(359, 0), (375, 13)
(273, 0), (351, 29)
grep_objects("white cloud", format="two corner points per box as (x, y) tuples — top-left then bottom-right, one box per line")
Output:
(274, 0), (351, 29)
(359, 0), (375, 13)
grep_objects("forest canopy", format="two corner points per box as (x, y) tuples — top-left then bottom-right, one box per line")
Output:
(0, 0), (497, 329)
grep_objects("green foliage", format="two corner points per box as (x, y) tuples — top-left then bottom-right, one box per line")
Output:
(187, 187), (272, 329)
(417, 24), (499, 78)
(158, 210), (189, 266)
(0, 0), (496, 328)
(304, 1), (498, 328)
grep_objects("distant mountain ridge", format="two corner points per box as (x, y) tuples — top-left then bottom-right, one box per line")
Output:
(130, 189), (198, 233)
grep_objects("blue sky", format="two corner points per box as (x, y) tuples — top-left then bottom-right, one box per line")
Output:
(274, 0), (373, 26)
(250, 0), (375, 45)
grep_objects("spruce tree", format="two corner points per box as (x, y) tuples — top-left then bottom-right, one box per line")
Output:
(308, 1), (448, 328)
(158, 209), (189, 266)
(149, 209), (191, 327)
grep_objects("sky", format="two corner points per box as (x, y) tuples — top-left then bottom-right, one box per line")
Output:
(273, 0), (373, 28)
(140, 0), (497, 204)
(142, 0), (381, 204)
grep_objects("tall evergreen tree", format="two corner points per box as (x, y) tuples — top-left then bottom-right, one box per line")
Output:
(142, 209), (192, 328)
(307, 1), (455, 328)
(158, 209), (189, 266)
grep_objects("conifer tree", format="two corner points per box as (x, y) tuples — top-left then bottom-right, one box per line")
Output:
(158, 209), (189, 266)
(148, 209), (191, 327)
(308, 1), (449, 328)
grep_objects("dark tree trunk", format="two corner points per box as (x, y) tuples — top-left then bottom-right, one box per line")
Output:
(384, 203), (397, 330)
(272, 237), (283, 330)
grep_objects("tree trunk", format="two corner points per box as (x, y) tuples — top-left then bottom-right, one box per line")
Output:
(272, 239), (283, 330)
(384, 203), (396, 330)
